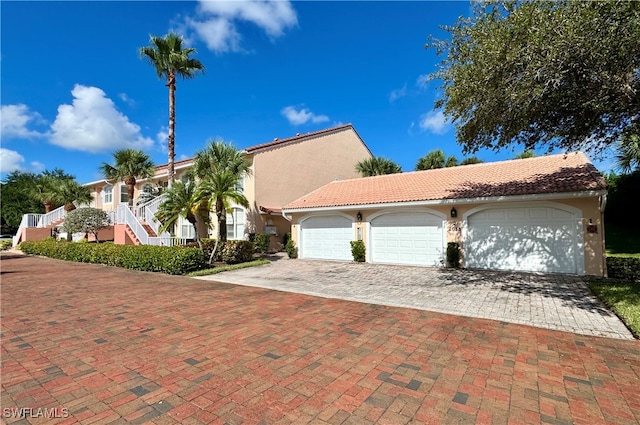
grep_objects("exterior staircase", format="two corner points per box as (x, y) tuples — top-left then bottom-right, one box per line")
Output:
(140, 222), (157, 237)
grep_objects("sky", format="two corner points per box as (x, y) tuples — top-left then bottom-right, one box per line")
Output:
(0, 0), (617, 185)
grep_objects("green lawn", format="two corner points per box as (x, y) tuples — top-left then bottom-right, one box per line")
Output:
(606, 222), (640, 257)
(188, 259), (270, 276)
(588, 281), (640, 338)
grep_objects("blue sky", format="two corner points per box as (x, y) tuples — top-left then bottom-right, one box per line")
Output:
(0, 1), (616, 184)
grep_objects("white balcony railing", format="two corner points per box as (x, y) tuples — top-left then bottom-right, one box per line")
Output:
(135, 194), (169, 237)
(116, 204), (187, 246)
(13, 214), (44, 247)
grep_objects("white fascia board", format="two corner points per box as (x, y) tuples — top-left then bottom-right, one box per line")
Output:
(282, 190), (607, 215)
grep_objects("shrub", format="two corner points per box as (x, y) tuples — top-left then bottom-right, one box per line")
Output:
(220, 240), (254, 264)
(254, 233), (270, 253)
(0, 240), (12, 251)
(282, 232), (290, 248)
(285, 235), (298, 259)
(63, 207), (111, 241)
(607, 256), (640, 282)
(350, 240), (366, 262)
(19, 240), (206, 275)
(446, 242), (461, 268)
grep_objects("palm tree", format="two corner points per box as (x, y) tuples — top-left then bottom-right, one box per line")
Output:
(355, 157), (402, 177)
(140, 33), (205, 186)
(416, 150), (446, 170)
(59, 179), (93, 212)
(99, 149), (155, 207)
(514, 150), (536, 159)
(616, 134), (640, 173)
(192, 140), (252, 245)
(460, 156), (484, 165)
(32, 169), (74, 213)
(445, 155), (459, 167)
(154, 180), (210, 249)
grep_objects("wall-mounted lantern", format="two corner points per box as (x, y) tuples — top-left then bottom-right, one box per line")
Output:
(450, 207), (458, 218)
(356, 212), (363, 223)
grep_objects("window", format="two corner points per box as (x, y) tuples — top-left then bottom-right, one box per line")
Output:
(226, 208), (245, 240)
(120, 185), (129, 204)
(102, 185), (113, 204)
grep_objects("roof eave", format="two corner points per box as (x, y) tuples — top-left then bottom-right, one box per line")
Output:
(282, 189), (607, 214)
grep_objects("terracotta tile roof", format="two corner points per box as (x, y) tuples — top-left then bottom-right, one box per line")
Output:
(244, 124), (359, 153)
(284, 152), (606, 210)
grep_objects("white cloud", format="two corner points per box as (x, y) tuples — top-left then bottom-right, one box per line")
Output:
(0, 148), (25, 174)
(118, 93), (135, 106)
(0, 104), (46, 139)
(389, 84), (407, 102)
(419, 111), (449, 135)
(416, 74), (430, 89)
(49, 85), (154, 153)
(30, 161), (45, 172)
(186, 0), (298, 53)
(156, 126), (169, 154)
(281, 106), (329, 126)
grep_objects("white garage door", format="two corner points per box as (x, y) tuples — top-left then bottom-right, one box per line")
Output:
(301, 215), (353, 261)
(371, 212), (444, 266)
(465, 206), (581, 274)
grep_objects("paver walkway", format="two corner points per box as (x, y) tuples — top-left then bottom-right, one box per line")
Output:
(196, 255), (633, 340)
(1, 253), (639, 425)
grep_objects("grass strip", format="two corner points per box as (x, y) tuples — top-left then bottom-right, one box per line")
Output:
(189, 259), (270, 276)
(588, 280), (640, 338)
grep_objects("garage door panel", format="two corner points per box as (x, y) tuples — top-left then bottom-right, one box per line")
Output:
(371, 212), (444, 267)
(466, 207), (579, 274)
(301, 216), (352, 261)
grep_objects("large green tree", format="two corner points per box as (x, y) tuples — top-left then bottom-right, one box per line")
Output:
(192, 140), (252, 244)
(428, 0), (640, 154)
(355, 157), (403, 177)
(140, 33), (205, 186)
(99, 149), (155, 207)
(0, 171), (44, 230)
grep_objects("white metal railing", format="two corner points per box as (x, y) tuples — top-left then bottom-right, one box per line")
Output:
(13, 214), (43, 246)
(116, 204), (186, 246)
(135, 194), (169, 237)
(36, 205), (67, 228)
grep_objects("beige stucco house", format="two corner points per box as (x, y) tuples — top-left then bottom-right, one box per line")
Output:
(83, 124), (373, 247)
(283, 152), (608, 276)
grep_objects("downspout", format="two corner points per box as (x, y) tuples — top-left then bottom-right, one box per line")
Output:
(600, 194), (608, 277)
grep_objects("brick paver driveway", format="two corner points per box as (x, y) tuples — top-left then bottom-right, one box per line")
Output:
(197, 256), (633, 340)
(2, 252), (639, 425)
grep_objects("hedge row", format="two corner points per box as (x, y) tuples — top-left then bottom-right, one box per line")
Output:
(606, 256), (640, 282)
(19, 240), (206, 275)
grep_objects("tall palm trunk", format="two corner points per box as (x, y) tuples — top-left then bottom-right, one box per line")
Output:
(43, 201), (54, 213)
(167, 71), (176, 187)
(216, 197), (227, 242)
(125, 177), (136, 207)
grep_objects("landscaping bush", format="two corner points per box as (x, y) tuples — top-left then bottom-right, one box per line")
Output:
(350, 240), (366, 262)
(446, 242), (461, 268)
(19, 240), (206, 275)
(0, 240), (12, 251)
(254, 233), (270, 254)
(285, 235), (298, 259)
(607, 256), (640, 282)
(220, 240), (254, 264)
